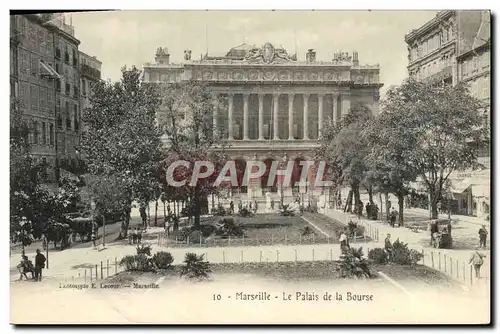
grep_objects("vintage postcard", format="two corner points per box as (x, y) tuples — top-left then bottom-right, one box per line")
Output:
(9, 10), (491, 324)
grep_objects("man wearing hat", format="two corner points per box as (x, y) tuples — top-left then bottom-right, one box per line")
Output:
(34, 248), (46, 281)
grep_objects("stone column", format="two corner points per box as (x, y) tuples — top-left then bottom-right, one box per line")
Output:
(332, 93), (339, 124)
(258, 93), (264, 140)
(318, 93), (324, 137)
(212, 92), (218, 135)
(273, 93), (279, 140)
(243, 93), (249, 140)
(228, 93), (234, 140)
(288, 94), (294, 140)
(303, 93), (309, 139)
(341, 92), (351, 118)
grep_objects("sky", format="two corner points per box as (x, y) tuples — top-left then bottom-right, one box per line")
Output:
(69, 10), (438, 95)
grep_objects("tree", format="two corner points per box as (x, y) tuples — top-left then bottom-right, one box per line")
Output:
(156, 81), (229, 229)
(10, 98), (40, 247)
(316, 105), (374, 213)
(80, 66), (164, 238)
(86, 174), (128, 245)
(363, 108), (420, 225)
(381, 78), (488, 218)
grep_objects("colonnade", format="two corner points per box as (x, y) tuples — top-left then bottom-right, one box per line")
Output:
(212, 91), (351, 140)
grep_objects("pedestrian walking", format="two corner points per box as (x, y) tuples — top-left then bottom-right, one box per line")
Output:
(478, 225), (488, 248)
(91, 225), (97, 248)
(389, 208), (397, 227)
(34, 249), (46, 282)
(469, 247), (486, 279)
(131, 228), (138, 244)
(339, 228), (350, 253)
(140, 204), (147, 227)
(384, 234), (392, 261)
(365, 202), (371, 218)
(270, 198), (275, 210)
(128, 227), (133, 244)
(229, 201), (234, 214)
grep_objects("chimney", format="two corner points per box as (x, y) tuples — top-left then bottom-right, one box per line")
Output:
(353, 51), (359, 65)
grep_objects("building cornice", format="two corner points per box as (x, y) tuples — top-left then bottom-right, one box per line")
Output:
(407, 40), (455, 69)
(405, 10), (454, 44)
(456, 42), (490, 60)
(79, 50), (102, 65)
(144, 61), (380, 71)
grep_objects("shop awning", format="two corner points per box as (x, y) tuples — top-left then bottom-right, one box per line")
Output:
(39, 61), (61, 79)
(450, 181), (471, 194)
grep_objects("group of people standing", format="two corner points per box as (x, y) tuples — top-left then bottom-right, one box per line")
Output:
(388, 208), (399, 227)
(128, 227), (144, 245)
(17, 249), (46, 282)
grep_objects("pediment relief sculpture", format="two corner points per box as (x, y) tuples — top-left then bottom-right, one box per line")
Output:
(244, 43), (297, 64)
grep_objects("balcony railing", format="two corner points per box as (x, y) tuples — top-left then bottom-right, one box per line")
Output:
(80, 64), (101, 80)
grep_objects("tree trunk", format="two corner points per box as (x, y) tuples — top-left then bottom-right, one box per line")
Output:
(368, 185), (374, 205)
(118, 205), (131, 239)
(154, 199), (158, 227)
(102, 216), (106, 247)
(163, 201), (166, 222)
(352, 183), (361, 216)
(352, 184), (361, 207)
(397, 193), (405, 226)
(146, 202), (150, 227)
(344, 190), (353, 212)
(379, 192), (383, 220)
(430, 192), (439, 219)
(192, 189), (202, 229)
(384, 192), (390, 220)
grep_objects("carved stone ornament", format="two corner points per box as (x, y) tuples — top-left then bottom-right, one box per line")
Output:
(203, 70), (213, 80)
(234, 71), (244, 80)
(263, 71), (276, 80)
(244, 42), (297, 64)
(278, 70), (289, 80)
(262, 43), (275, 63)
(307, 72), (319, 80)
(295, 72), (304, 80)
(218, 71), (228, 79)
(324, 72), (333, 80)
(248, 70), (259, 80)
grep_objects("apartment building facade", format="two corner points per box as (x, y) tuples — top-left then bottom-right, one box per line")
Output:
(10, 13), (89, 180)
(11, 14), (60, 172)
(405, 10), (491, 218)
(79, 51), (102, 114)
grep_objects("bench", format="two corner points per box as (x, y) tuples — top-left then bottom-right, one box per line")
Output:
(17, 263), (34, 280)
